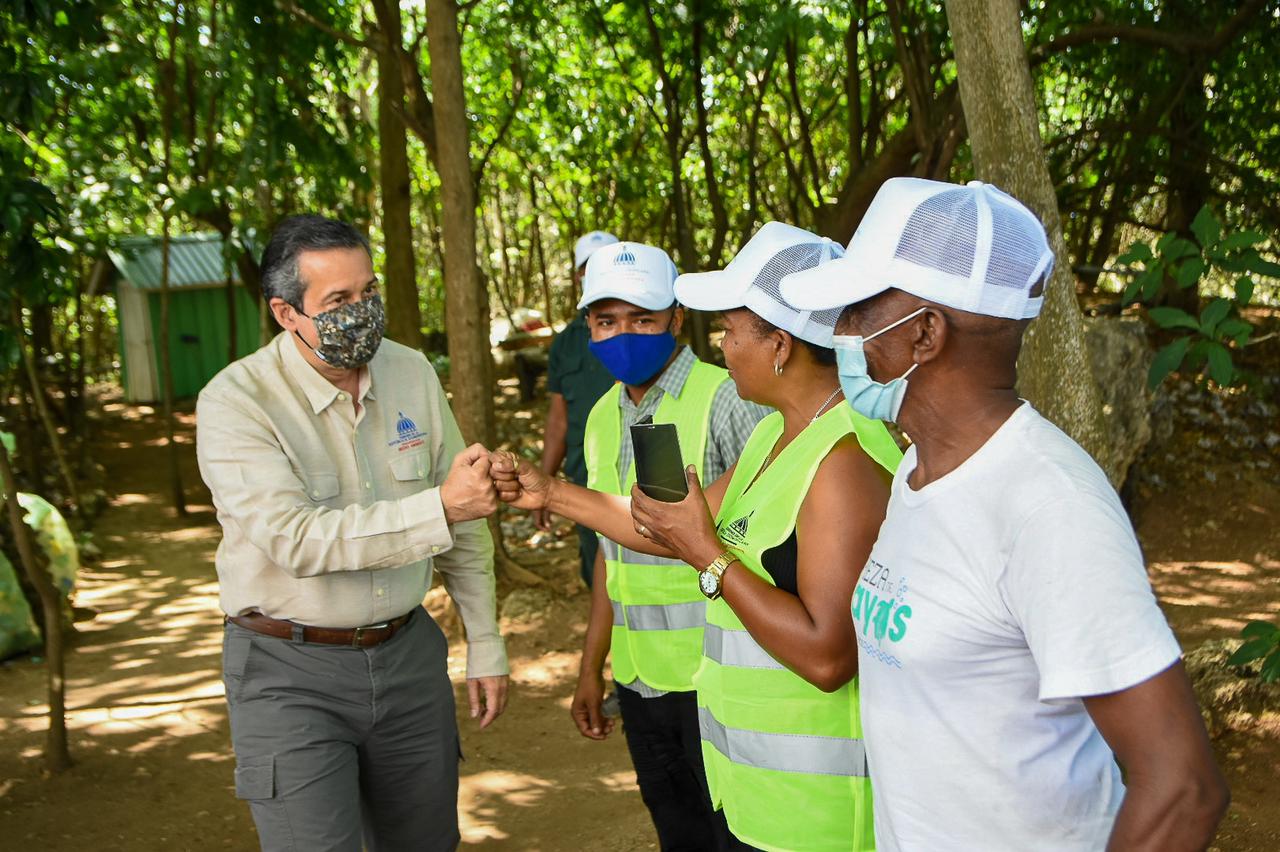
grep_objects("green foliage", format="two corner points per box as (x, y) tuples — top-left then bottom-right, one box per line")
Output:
(0, 550), (42, 660)
(4, 0), (1278, 361)
(0, 431), (79, 596)
(1227, 620), (1280, 684)
(1115, 206), (1277, 389)
(15, 493), (79, 597)
(1034, 1), (1280, 280)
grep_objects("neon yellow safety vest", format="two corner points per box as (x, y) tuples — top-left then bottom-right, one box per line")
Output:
(693, 405), (902, 852)
(583, 359), (731, 692)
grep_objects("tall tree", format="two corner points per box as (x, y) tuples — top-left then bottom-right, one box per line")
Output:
(0, 437), (71, 772)
(158, 7), (188, 515)
(944, 0), (1114, 482)
(424, 0), (493, 447)
(371, 0), (425, 349)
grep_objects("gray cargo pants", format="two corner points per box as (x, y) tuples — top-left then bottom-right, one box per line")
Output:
(222, 607), (460, 852)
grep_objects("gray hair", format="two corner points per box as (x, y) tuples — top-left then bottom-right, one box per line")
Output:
(259, 214), (371, 309)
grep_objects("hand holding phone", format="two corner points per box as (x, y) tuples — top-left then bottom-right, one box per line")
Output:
(631, 420), (688, 503)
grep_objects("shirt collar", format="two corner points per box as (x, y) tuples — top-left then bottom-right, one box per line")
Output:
(654, 346), (697, 399)
(278, 332), (374, 414)
(617, 345), (697, 409)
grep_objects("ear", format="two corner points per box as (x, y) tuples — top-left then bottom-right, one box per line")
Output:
(911, 308), (948, 366)
(774, 328), (796, 368)
(269, 297), (299, 331)
(669, 306), (685, 337)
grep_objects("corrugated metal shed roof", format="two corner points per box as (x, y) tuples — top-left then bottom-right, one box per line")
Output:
(107, 233), (252, 291)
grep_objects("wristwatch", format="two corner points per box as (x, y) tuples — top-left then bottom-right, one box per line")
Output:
(699, 552), (736, 601)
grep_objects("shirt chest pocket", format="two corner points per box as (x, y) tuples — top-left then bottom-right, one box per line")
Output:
(389, 451), (431, 485)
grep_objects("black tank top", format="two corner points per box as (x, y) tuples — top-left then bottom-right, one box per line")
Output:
(759, 529), (799, 596)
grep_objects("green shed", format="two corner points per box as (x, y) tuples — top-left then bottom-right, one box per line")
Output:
(106, 233), (262, 403)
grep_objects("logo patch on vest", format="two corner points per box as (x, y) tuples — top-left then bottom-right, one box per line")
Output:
(718, 511), (754, 549)
(387, 411), (426, 452)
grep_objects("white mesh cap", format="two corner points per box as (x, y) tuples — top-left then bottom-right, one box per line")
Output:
(578, 241), (678, 310)
(574, 230), (619, 268)
(780, 178), (1055, 320)
(674, 222), (845, 347)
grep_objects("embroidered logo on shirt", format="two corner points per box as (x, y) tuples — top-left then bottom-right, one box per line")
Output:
(717, 512), (753, 549)
(387, 411), (426, 452)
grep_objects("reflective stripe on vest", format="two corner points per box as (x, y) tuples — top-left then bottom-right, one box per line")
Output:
(691, 406), (898, 851)
(585, 358), (731, 691)
(610, 598), (705, 631)
(702, 623), (785, 671)
(699, 706), (869, 778)
(599, 538), (684, 567)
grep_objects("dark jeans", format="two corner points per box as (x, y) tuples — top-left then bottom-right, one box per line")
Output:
(616, 686), (757, 852)
(577, 523), (599, 588)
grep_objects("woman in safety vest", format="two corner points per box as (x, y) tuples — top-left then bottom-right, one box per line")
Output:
(493, 222), (900, 852)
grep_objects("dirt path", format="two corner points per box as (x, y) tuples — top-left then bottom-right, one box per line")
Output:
(1135, 387), (1280, 852)
(1, 379), (1277, 850)
(0, 397), (651, 850)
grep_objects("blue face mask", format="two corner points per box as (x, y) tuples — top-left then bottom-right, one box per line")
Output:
(832, 307), (927, 422)
(588, 323), (678, 387)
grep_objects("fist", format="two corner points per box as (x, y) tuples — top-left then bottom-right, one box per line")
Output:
(489, 451), (555, 512)
(440, 443), (498, 524)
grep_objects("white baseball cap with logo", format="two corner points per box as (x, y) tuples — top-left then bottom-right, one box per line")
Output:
(673, 222), (844, 347)
(578, 241), (679, 311)
(781, 178), (1055, 320)
(574, 230), (620, 269)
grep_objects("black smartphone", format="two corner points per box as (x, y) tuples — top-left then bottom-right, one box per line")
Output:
(631, 420), (689, 502)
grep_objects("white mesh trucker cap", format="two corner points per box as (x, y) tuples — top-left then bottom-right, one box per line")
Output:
(578, 242), (678, 311)
(781, 178), (1055, 320)
(574, 231), (620, 269)
(674, 222), (845, 347)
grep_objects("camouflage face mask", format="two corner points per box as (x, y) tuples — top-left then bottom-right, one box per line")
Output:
(296, 294), (386, 369)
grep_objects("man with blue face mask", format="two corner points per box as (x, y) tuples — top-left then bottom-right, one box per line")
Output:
(781, 178), (1227, 851)
(572, 240), (768, 850)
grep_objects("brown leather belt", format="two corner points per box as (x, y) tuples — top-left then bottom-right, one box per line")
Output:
(226, 610), (416, 647)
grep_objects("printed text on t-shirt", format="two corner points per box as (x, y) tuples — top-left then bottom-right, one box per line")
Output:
(853, 559), (912, 666)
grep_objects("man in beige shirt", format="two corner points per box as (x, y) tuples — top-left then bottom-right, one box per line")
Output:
(196, 214), (506, 851)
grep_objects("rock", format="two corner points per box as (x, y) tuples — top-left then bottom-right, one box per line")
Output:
(500, 587), (555, 623)
(1083, 317), (1154, 487)
(1183, 638), (1280, 739)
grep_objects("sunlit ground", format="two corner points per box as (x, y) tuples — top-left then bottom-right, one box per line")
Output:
(1151, 558), (1280, 640)
(8, 389), (1275, 849)
(0, 396), (648, 850)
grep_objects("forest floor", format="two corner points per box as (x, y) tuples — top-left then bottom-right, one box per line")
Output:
(0, 335), (1278, 850)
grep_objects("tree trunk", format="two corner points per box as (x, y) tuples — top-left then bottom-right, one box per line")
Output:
(373, 0), (424, 351)
(73, 258), (87, 473)
(424, 0), (491, 448)
(691, 7), (728, 266)
(160, 19), (188, 516)
(530, 176), (554, 325)
(1159, 0), (1211, 314)
(945, 0), (1117, 485)
(225, 251), (237, 366)
(425, 0), (542, 587)
(15, 304), (81, 512)
(639, 3), (711, 359)
(0, 440), (71, 772)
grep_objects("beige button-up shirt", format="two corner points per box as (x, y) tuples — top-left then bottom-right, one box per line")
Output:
(196, 333), (506, 677)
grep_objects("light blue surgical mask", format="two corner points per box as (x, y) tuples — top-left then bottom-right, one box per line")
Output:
(832, 307), (927, 422)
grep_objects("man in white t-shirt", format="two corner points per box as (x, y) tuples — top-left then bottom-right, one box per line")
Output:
(782, 178), (1228, 851)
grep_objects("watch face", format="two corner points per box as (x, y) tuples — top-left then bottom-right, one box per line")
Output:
(699, 569), (719, 597)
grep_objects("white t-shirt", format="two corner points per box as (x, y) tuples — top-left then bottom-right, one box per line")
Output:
(855, 403), (1181, 852)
